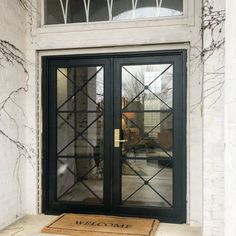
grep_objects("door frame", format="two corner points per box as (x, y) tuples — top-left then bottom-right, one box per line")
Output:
(42, 50), (187, 223)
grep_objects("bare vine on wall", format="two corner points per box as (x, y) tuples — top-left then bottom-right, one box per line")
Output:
(18, 0), (34, 14)
(201, 0), (225, 108)
(201, 0), (225, 62)
(0, 0), (35, 177)
(0, 40), (27, 72)
(191, 0), (225, 111)
(0, 0), (33, 69)
(0, 1), (37, 218)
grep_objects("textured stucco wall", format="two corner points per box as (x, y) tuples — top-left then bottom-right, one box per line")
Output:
(225, 0), (236, 235)
(0, 0), (28, 230)
(202, 1), (225, 235)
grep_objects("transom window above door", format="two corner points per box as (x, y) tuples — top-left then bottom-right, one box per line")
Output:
(44, 0), (183, 25)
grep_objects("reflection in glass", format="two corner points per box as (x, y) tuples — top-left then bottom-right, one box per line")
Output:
(161, 0), (183, 16)
(90, 0), (109, 22)
(57, 67), (104, 111)
(44, 0), (183, 25)
(67, 0), (86, 23)
(56, 66), (104, 203)
(121, 64), (173, 159)
(112, 0), (133, 20)
(122, 159), (173, 207)
(122, 64), (173, 110)
(122, 112), (173, 158)
(44, 0), (64, 24)
(121, 63), (173, 207)
(58, 158), (103, 202)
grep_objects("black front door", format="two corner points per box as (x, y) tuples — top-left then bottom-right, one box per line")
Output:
(43, 51), (186, 223)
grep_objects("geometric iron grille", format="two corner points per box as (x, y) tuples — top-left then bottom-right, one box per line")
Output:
(56, 66), (104, 203)
(121, 64), (174, 207)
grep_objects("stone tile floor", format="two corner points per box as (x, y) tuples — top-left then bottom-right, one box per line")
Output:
(0, 215), (201, 236)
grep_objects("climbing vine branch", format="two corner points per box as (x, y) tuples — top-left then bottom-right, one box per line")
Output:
(0, 40), (27, 72)
(201, 0), (225, 61)
(0, 0), (35, 171)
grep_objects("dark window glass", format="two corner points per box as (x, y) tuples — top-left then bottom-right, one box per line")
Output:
(67, 0), (86, 23)
(112, 0), (133, 20)
(89, 0), (109, 22)
(160, 0), (183, 16)
(44, 0), (183, 25)
(45, 0), (64, 24)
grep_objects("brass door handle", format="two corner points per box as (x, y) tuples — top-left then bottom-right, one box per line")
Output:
(119, 140), (128, 143)
(114, 129), (128, 147)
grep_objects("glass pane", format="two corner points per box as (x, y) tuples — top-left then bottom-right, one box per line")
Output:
(161, 0), (183, 17)
(56, 65), (104, 203)
(135, 0), (156, 18)
(122, 159), (173, 207)
(67, 0), (86, 23)
(44, 0), (64, 24)
(89, 0), (109, 22)
(121, 64), (173, 159)
(122, 64), (173, 111)
(57, 113), (75, 156)
(57, 67), (104, 111)
(113, 0), (133, 20)
(121, 62), (174, 208)
(57, 158), (103, 203)
(122, 112), (173, 158)
(44, 0), (183, 25)
(57, 112), (103, 156)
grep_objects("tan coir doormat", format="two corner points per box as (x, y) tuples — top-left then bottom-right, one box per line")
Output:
(41, 214), (159, 236)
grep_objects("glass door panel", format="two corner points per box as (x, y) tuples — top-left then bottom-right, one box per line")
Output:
(56, 66), (104, 204)
(120, 63), (173, 207)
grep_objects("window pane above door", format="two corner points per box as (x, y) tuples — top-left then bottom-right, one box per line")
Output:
(44, 0), (183, 25)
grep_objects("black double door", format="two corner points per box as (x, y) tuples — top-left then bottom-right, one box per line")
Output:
(43, 51), (186, 223)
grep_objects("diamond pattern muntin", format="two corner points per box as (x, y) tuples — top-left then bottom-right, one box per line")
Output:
(122, 64), (173, 111)
(57, 112), (103, 156)
(57, 67), (104, 112)
(122, 112), (173, 158)
(57, 66), (104, 203)
(57, 158), (103, 202)
(121, 159), (173, 207)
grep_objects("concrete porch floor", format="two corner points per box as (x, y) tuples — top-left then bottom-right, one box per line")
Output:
(0, 215), (201, 236)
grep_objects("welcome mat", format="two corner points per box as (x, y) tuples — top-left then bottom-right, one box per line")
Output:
(41, 214), (159, 236)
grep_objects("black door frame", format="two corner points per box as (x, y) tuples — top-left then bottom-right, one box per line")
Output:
(42, 50), (187, 223)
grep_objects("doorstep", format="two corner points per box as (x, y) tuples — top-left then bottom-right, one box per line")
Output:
(0, 215), (201, 236)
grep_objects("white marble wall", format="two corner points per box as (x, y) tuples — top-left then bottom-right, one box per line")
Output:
(0, 0), (31, 230)
(225, 0), (236, 235)
(202, 1), (225, 235)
